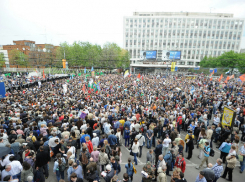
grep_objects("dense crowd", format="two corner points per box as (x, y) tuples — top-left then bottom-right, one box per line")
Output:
(0, 73), (245, 182)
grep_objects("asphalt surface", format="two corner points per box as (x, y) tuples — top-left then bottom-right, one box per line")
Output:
(46, 131), (244, 182)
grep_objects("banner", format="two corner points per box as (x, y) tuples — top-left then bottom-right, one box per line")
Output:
(0, 82), (6, 99)
(221, 106), (236, 128)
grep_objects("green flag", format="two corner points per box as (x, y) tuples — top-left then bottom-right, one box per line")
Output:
(67, 80), (69, 82)
(88, 83), (91, 88)
(78, 73), (81, 76)
(100, 72), (104, 75)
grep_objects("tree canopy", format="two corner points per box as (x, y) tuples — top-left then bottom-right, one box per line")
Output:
(199, 51), (245, 73)
(56, 41), (130, 69)
(0, 53), (5, 67)
(9, 49), (29, 68)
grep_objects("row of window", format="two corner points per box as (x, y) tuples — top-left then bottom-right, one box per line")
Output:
(125, 18), (244, 28)
(132, 60), (199, 66)
(125, 30), (242, 40)
(125, 40), (240, 50)
(125, 24), (243, 30)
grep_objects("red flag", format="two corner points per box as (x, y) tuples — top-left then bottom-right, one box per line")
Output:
(210, 77), (213, 81)
(224, 76), (230, 83)
(230, 75), (234, 79)
(88, 89), (91, 94)
(128, 74), (131, 77)
(96, 91), (98, 94)
(141, 76), (143, 80)
(137, 73), (141, 78)
(82, 84), (86, 93)
(107, 94), (109, 97)
(43, 70), (45, 79)
(240, 74), (245, 82)
(218, 74), (223, 82)
(212, 70), (214, 74)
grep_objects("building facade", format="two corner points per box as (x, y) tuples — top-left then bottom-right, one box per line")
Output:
(123, 12), (245, 74)
(2, 40), (58, 68)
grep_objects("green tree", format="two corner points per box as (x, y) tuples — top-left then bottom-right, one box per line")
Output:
(0, 53), (5, 67)
(199, 51), (245, 73)
(9, 49), (29, 68)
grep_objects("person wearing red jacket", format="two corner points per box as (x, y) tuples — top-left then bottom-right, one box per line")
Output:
(176, 114), (183, 133)
(85, 136), (93, 153)
(175, 153), (186, 173)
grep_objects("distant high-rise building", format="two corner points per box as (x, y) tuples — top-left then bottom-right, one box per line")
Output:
(123, 12), (245, 73)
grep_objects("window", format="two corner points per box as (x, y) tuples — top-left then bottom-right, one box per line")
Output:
(187, 62), (194, 65)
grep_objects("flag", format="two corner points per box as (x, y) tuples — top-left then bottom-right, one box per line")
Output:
(190, 85), (195, 94)
(229, 74), (234, 79)
(128, 74), (132, 77)
(137, 73), (141, 78)
(100, 72), (104, 75)
(43, 70), (45, 79)
(82, 84), (86, 93)
(124, 70), (129, 78)
(80, 112), (87, 119)
(84, 68), (86, 74)
(218, 74), (223, 82)
(224, 76), (230, 83)
(78, 73), (81, 76)
(91, 67), (94, 72)
(240, 74), (245, 82)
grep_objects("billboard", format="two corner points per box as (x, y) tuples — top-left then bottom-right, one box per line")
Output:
(140, 50), (157, 60)
(162, 50), (181, 60)
(169, 51), (181, 60)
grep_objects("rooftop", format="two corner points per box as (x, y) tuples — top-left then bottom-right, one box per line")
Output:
(133, 12), (234, 18)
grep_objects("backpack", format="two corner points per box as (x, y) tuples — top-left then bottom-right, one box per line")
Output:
(58, 160), (66, 171)
(81, 152), (88, 165)
(209, 148), (215, 157)
(34, 169), (44, 182)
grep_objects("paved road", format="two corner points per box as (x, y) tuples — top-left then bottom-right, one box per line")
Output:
(46, 131), (244, 182)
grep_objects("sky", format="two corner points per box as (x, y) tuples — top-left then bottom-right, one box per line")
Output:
(0, 0), (245, 48)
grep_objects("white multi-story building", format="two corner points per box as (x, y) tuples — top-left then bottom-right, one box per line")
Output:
(123, 12), (244, 73)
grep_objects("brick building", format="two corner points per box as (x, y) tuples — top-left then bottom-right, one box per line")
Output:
(2, 40), (59, 68)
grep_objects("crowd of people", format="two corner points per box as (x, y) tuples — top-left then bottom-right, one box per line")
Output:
(0, 72), (245, 182)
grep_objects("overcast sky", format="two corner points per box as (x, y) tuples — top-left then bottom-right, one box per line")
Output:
(0, 0), (245, 48)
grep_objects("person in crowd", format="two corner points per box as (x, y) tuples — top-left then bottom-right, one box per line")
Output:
(211, 158), (223, 182)
(9, 156), (23, 181)
(202, 163), (215, 182)
(136, 130), (145, 158)
(20, 162), (33, 182)
(142, 161), (154, 182)
(174, 153), (186, 173)
(196, 142), (211, 170)
(221, 153), (237, 181)
(53, 153), (66, 181)
(125, 158), (134, 181)
(239, 142), (245, 173)
(99, 148), (109, 172)
(195, 171), (207, 182)
(219, 139), (231, 163)
(1, 165), (12, 181)
(131, 138), (139, 165)
(101, 164), (114, 182)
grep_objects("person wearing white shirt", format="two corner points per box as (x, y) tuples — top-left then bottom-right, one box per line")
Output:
(0, 154), (14, 167)
(92, 133), (99, 147)
(135, 131), (146, 158)
(9, 156), (22, 181)
(213, 115), (220, 126)
(162, 135), (171, 156)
